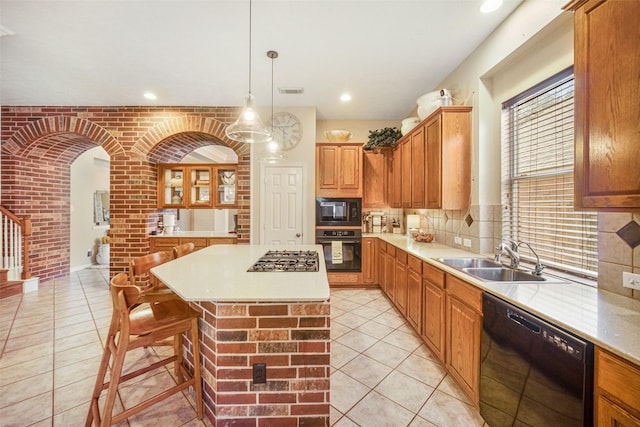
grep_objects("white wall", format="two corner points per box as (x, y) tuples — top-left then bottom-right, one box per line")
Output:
(70, 146), (110, 269)
(434, 0), (571, 207)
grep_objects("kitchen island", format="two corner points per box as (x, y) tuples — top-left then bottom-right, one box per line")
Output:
(151, 244), (331, 427)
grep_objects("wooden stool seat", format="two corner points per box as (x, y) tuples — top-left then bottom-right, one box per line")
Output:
(86, 272), (203, 426)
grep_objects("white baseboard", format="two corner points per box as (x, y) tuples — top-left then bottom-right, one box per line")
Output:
(23, 277), (39, 293)
(70, 264), (93, 273)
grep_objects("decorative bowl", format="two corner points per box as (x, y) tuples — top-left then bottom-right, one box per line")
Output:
(325, 130), (352, 142)
(401, 117), (421, 135)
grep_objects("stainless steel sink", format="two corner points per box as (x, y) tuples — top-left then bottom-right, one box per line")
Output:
(462, 267), (546, 282)
(437, 258), (502, 269)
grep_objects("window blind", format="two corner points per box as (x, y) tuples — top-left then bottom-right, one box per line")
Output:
(501, 67), (598, 278)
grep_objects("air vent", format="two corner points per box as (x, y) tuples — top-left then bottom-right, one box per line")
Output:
(279, 87), (304, 95)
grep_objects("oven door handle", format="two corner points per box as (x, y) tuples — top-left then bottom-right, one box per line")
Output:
(317, 239), (361, 244)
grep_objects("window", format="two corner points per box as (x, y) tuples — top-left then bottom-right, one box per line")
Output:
(501, 67), (598, 278)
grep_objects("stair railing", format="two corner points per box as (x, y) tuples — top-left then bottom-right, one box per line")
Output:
(0, 206), (32, 280)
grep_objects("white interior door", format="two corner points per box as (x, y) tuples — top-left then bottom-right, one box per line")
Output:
(262, 166), (304, 245)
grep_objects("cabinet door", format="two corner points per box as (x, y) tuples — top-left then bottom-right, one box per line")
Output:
(425, 116), (442, 209)
(411, 127), (425, 208)
(441, 111), (471, 210)
(316, 145), (339, 191)
(377, 240), (387, 292)
(339, 145), (362, 193)
(388, 148), (402, 208)
(395, 250), (408, 315)
(571, 0), (640, 209)
(158, 165), (187, 208)
(385, 252), (396, 300)
(150, 237), (180, 259)
(423, 279), (445, 363)
(214, 165), (238, 208)
(406, 268), (422, 333)
(362, 237), (376, 284)
(363, 151), (388, 208)
(401, 139), (412, 208)
(597, 395), (640, 427)
(447, 294), (481, 405)
(189, 166), (214, 208)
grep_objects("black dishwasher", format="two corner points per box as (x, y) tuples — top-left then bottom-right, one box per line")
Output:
(480, 293), (593, 427)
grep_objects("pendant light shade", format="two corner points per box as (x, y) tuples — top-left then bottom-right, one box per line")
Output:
(225, 0), (271, 144)
(260, 49), (287, 162)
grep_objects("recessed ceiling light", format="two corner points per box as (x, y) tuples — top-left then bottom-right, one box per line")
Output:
(340, 93), (352, 102)
(144, 92), (157, 100)
(480, 0), (503, 13)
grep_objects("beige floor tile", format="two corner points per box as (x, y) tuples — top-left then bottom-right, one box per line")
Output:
(331, 299), (361, 312)
(10, 312), (53, 330)
(412, 344), (438, 361)
(333, 312), (370, 329)
(374, 370), (434, 413)
(0, 370), (53, 409)
(330, 370), (370, 414)
(363, 340), (410, 368)
(437, 374), (472, 404)
(54, 304), (91, 319)
(346, 390), (415, 427)
(55, 340), (104, 368)
(341, 354), (392, 388)
(126, 389), (199, 427)
(0, 341), (53, 370)
(0, 352), (53, 386)
(330, 405), (343, 426)
(333, 416), (359, 427)
(382, 329), (423, 352)
(331, 341), (359, 369)
(335, 329), (378, 353)
(418, 390), (485, 427)
(54, 353), (103, 389)
(0, 390), (53, 427)
(396, 354), (447, 387)
(409, 416), (438, 426)
(371, 311), (405, 328)
(6, 317), (53, 339)
(53, 375), (96, 415)
(55, 319), (97, 340)
(55, 329), (101, 353)
(355, 319), (395, 340)
(4, 328), (53, 353)
(330, 321), (351, 340)
(349, 304), (384, 320)
(54, 311), (94, 329)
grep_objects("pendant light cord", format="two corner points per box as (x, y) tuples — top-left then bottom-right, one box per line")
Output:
(248, 0), (252, 96)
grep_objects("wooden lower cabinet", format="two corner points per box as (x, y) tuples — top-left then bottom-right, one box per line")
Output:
(377, 240), (387, 293)
(384, 246), (396, 300)
(446, 274), (482, 406)
(422, 262), (446, 363)
(595, 347), (640, 426)
(150, 236), (237, 258)
(362, 237), (376, 284)
(395, 249), (408, 315)
(406, 255), (422, 333)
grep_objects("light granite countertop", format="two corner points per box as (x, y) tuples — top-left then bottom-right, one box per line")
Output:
(369, 233), (640, 366)
(151, 244), (330, 303)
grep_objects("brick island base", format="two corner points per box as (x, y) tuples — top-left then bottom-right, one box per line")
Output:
(183, 300), (331, 427)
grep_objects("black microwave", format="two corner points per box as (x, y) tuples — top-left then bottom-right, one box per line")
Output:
(316, 198), (362, 227)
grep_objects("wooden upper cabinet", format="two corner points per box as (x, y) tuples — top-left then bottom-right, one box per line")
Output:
(363, 151), (388, 208)
(158, 163), (238, 209)
(411, 127), (426, 208)
(401, 139), (412, 208)
(316, 143), (363, 197)
(566, 0), (640, 210)
(425, 116), (442, 209)
(388, 147), (402, 208)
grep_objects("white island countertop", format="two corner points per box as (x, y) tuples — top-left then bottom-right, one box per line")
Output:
(151, 244), (330, 302)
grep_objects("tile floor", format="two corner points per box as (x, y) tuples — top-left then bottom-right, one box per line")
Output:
(0, 268), (485, 427)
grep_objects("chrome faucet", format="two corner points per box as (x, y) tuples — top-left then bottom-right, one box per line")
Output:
(517, 241), (545, 276)
(495, 240), (519, 269)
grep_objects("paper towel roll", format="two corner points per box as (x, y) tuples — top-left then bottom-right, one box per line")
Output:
(163, 214), (176, 227)
(407, 215), (420, 229)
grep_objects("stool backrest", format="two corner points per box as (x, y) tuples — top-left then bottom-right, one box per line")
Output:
(172, 242), (196, 259)
(110, 272), (140, 311)
(129, 251), (170, 288)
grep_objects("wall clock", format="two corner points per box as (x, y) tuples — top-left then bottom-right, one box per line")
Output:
(270, 112), (302, 151)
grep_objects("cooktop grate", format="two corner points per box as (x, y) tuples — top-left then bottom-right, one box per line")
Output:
(247, 250), (319, 272)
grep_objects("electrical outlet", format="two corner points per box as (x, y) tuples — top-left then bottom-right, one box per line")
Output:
(454, 236), (462, 245)
(253, 363), (267, 384)
(463, 238), (472, 248)
(623, 272), (640, 291)
(87, 250), (93, 257)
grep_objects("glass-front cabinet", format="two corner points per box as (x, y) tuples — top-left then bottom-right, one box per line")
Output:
(158, 163), (238, 208)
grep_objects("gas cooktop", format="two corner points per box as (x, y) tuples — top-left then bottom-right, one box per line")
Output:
(247, 250), (319, 272)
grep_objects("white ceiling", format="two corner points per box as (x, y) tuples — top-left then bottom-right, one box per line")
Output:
(0, 0), (523, 120)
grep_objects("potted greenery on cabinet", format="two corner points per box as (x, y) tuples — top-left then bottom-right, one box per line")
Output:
(363, 127), (402, 153)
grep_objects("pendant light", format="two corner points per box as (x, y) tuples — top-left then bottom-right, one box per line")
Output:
(225, 0), (271, 144)
(260, 50), (287, 162)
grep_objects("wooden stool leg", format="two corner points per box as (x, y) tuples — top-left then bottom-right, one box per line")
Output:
(174, 333), (182, 381)
(101, 329), (130, 426)
(191, 317), (203, 419)
(86, 317), (119, 427)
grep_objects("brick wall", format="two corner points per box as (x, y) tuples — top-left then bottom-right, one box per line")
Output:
(186, 300), (331, 426)
(1, 106), (250, 281)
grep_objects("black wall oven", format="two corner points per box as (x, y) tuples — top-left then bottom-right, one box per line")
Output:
(316, 229), (362, 272)
(316, 198), (361, 227)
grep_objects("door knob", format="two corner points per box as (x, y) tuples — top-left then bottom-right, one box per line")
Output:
(296, 233), (301, 237)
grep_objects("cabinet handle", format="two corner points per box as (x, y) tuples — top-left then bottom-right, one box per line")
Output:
(296, 233), (301, 237)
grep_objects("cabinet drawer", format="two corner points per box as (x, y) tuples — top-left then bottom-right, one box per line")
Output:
(423, 262), (445, 288)
(396, 249), (407, 265)
(596, 347), (640, 411)
(408, 254), (422, 273)
(151, 237), (180, 249)
(446, 274), (482, 313)
(186, 238), (209, 249)
(386, 245), (396, 257)
(377, 240), (387, 252)
(208, 237), (237, 245)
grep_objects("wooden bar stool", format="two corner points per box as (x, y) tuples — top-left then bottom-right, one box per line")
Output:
(85, 272), (203, 426)
(172, 242), (195, 260)
(129, 251), (169, 289)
